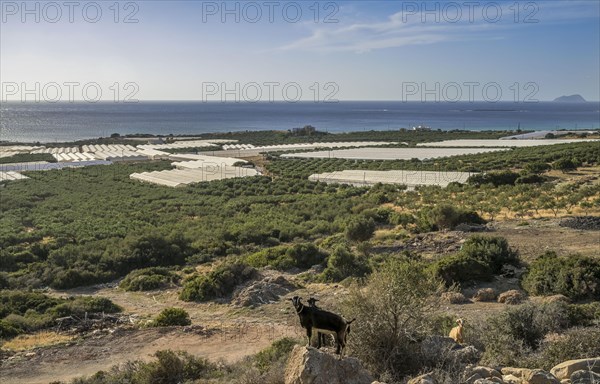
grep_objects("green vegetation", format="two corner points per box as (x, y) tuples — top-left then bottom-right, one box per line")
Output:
(68, 350), (220, 384)
(0, 163), (373, 290)
(0, 291), (120, 339)
(422, 204), (485, 230)
(343, 259), (445, 380)
(179, 262), (257, 302)
(431, 235), (518, 286)
(0, 153), (56, 164)
(152, 308), (191, 327)
(320, 245), (371, 282)
(245, 243), (327, 270)
(522, 252), (600, 300)
(198, 129), (513, 146)
(119, 267), (180, 291)
(267, 141), (600, 177)
(345, 215), (376, 242)
(474, 301), (600, 368)
(253, 337), (299, 374)
(67, 336), (302, 384)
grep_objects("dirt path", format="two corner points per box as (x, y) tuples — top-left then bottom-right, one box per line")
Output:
(1, 323), (301, 384)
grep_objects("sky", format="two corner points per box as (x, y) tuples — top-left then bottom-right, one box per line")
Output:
(1, 0), (599, 101)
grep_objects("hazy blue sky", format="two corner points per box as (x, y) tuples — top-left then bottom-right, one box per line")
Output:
(1, 0), (599, 101)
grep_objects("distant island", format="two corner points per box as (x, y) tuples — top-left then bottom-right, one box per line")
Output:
(553, 94), (587, 103)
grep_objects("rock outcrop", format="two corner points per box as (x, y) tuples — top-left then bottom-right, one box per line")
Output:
(473, 288), (498, 302)
(284, 345), (374, 384)
(570, 369), (600, 383)
(498, 290), (526, 305)
(233, 274), (296, 307)
(551, 358), (600, 381)
(408, 373), (436, 384)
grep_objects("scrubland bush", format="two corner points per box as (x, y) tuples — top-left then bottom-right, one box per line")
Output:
(119, 267), (179, 291)
(528, 327), (600, 370)
(430, 235), (518, 285)
(0, 291), (120, 339)
(522, 251), (600, 300)
(152, 308), (191, 327)
(179, 262), (257, 302)
(468, 171), (520, 187)
(421, 204), (485, 231)
(461, 235), (518, 273)
(431, 253), (493, 286)
(320, 246), (371, 282)
(69, 350), (219, 384)
(253, 337), (298, 374)
(342, 259), (445, 380)
(0, 272), (10, 289)
(345, 216), (376, 242)
(245, 243), (326, 270)
(471, 302), (575, 367)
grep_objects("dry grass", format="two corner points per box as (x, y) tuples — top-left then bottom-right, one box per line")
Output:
(1, 331), (73, 351)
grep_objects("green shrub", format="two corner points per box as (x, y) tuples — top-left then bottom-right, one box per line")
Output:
(553, 158), (577, 173)
(421, 205), (485, 231)
(478, 302), (571, 367)
(320, 246), (371, 282)
(389, 212), (416, 227)
(567, 302), (600, 326)
(0, 272), (9, 289)
(431, 235), (518, 285)
(0, 291), (120, 339)
(524, 162), (551, 174)
(50, 297), (122, 318)
(430, 253), (494, 286)
(69, 350), (218, 384)
(529, 327), (600, 370)
(468, 171), (520, 187)
(522, 252), (600, 300)
(460, 235), (518, 273)
(516, 173), (546, 184)
(345, 216), (376, 242)
(253, 337), (299, 374)
(153, 308), (191, 327)
(245, 243), (327, 270)
(179, 262), (257, 302)
(342, 259), (445, 380)
(0, 319), (22, 339)
(120, 267), (179, 291)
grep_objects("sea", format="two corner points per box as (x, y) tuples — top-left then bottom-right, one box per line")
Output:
(1, 101), (599, 143)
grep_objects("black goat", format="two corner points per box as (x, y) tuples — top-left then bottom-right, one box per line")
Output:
(290, 296), (355, 359)
(307, 297), (328, 348)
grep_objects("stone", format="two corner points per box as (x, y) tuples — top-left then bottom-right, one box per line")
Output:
(284, 345), (374, 384)
(498, 290), (526, 305)
(503, 374), (524, 384)
(502, 368), (533, 379)
(570, 369), (600, 384)
(525, 369), (560, 384)
(466, 366), (502, 379)
(407, 373), (436, 384)
(465, 374), (484, 384)
(473, 288), (498, 302)
(551, 359), (600, 380)
(441, 291), (470, 304)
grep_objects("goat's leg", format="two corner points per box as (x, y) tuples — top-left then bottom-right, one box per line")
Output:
(316, 332), (322, 349)
(306, 327), (312, 347)
(334, 334), (342, 355)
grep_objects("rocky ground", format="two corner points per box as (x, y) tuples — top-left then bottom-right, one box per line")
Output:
(1, 217), (598, 384)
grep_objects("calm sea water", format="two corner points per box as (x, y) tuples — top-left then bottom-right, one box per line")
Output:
(1, 101), (599, 143)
